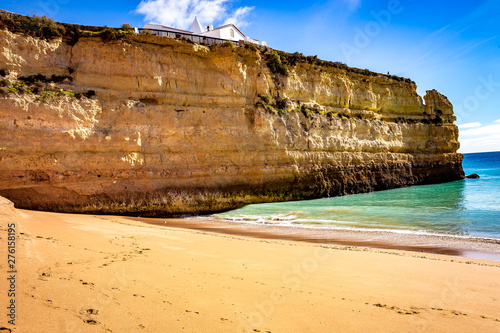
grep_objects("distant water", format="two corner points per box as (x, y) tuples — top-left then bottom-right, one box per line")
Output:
(214, 151), (500, 239)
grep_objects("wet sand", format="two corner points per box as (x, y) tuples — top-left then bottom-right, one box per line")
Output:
(133, 216), (500, 261)
(1, 208), (500, 332)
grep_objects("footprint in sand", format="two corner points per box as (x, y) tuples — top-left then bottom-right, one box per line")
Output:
(79, 308), (101, 325)
(37, 267), (53, 281)
(79, 279), (95, 286)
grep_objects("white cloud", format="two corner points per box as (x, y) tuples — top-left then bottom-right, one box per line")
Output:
(459, 133), (500, 153)
(458, 122), (482, 129)
(135, 0), (254, 30)
(459, 121), (500, 153)
(460, 122), (500, 136)
(224, 6), (254, 28)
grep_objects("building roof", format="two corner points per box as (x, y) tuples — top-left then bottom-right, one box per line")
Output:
(143, 19), (260, 43)
(144, 23), (193, 34)
(190, 16), (204, 34)
(209, 23), (246, 37)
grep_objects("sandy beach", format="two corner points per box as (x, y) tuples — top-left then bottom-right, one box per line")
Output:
(1, 206), (500, 332)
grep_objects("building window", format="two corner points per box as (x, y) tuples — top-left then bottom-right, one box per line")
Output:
(230, 29), (234, 38)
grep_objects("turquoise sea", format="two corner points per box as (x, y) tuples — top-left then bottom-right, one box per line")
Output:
(214, 152), (500, 239)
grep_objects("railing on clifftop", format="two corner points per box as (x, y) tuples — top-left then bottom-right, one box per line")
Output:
(138, 28), (228, 45)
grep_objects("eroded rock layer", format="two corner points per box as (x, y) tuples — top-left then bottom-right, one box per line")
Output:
(0, 30), (464, 216)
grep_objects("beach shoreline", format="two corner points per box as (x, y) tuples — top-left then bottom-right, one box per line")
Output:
(131, 216), (500, 262)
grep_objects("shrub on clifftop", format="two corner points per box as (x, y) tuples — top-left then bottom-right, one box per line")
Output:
(98, 28), (119, 42)
(267, 51), (288, 76)
(0, 13), (65, 39)
(121, 23), (134, 33)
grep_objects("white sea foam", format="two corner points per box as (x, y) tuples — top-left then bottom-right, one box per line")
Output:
(190, 215), (500, 242)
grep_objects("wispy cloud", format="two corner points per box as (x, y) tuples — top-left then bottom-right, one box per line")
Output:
(453, 36), (497, 59)
(460, 122), (500, 136)
(458, 122), (482, 129)
(135, 0), (254, 30)
(459, 120), (500, 153)
(224, 6), (254, 27)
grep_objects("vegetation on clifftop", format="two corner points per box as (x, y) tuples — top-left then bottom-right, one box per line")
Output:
(0, 12), (66, 39)
(0, 10), (415, 85)
(266, 51), (288, 76)
(264, 49), (415, 85)
(0, 10), (134, 45)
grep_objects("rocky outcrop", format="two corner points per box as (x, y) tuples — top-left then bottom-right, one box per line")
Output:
(0, 29), (464, 216)
(0, 195), (17, 226)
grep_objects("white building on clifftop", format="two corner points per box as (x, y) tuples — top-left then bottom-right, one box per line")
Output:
(144, 16), (265, 45)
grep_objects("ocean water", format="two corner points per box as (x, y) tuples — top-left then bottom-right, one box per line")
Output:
(214, 151), (500, 239)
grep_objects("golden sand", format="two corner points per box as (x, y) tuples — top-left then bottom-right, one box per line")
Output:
(1, 208), (499, 332)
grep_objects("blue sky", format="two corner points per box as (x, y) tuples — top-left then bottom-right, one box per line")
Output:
(2, 0), (499, 153)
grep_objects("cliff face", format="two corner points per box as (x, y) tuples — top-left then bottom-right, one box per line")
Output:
(0, 30), (464, 216)
(0, 196), (17, 225)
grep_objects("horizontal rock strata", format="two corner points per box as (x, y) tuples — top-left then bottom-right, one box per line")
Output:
(0, 29), (464, 216)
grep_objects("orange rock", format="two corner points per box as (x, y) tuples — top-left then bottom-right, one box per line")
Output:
(0, 30), (464, 216)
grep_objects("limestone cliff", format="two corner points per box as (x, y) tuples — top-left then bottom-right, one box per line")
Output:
(0, 29), (464, 216)
(0, 195), (17, 226)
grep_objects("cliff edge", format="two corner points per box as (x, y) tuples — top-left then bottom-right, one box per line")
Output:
(0, 19), (464, 216)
